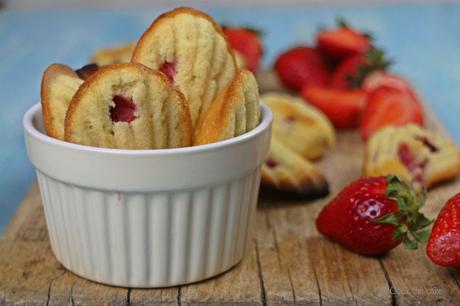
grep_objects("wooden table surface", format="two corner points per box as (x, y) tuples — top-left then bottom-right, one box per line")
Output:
(1, 72), (460, 305)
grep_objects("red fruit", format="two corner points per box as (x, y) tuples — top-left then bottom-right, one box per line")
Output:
(363, 72), (414, 94)
(317, 27), (371, 58)
(110, 95), (137, 123)
(330, 54), (365, 89)
(224, 28), (263, 72)
(301, 86), (366, 128)
(360, 86), (424, 140)
(427, 193), (460, 267)
(159, 62), (176, 83)
(317, 175), (431, 256)
(330, 48), (391, 89)
(275, 46), (329, 91)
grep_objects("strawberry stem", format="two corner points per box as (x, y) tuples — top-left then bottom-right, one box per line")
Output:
(347, 47), (393, 88)
(335, 16), (349, 29)
(376, 175), (432, 249)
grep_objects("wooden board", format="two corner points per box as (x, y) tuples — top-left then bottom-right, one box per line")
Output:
(1, 72), (460, 305)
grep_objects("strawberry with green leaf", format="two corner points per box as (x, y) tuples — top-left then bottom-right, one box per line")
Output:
(330, 48), (392, 89)
(360, 85), (424, 140)
(316, 175), (432, 256)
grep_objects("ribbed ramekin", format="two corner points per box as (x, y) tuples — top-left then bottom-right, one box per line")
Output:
(23, 103), (272, 288)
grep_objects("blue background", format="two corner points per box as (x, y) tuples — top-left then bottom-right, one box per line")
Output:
(1, 3), (460, 233)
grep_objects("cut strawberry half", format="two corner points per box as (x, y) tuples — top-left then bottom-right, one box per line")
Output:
(301, 86), (366, 129)
(360, 86), (424, 140)
(363, 72), (414, 94)
(317, 27), (371, 58)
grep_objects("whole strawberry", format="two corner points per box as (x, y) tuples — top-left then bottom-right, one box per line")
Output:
(316, 175), (431, 256)
(427, 193), (460, 267)
(274, 46), (329, 91)
(223, 27), (263, 72)
(330, 48), (392, 89)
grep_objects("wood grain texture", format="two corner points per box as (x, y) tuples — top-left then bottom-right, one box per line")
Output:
(1, 71), (460, 305)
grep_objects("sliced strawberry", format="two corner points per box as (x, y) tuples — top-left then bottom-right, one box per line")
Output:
(363, 72), (414, 94)
(427, 193), (460, 267)
(301, 86), (366, 129)
(275, 46), (330, 91)
(224, 27), (263, 72)
(317, 26), (371, 58)
(360, 86), (424, 140)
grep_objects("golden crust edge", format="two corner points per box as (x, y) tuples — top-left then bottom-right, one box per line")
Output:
(131, 6), (237, 69)
(192, 69), (255, 145)
(41, 63), (80, 139)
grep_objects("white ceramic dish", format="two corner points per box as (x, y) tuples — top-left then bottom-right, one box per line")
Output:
(23, 103), (272, 288)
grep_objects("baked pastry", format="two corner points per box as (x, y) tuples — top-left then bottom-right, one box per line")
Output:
(193, 69), (259, 145)
(132, 7), (237, 126)
(261, 93), (335, 160)
(261, 137), (329, 197)
(364, 124), (460, 188)
(41, 63), (83, 140)
(91, 43), (136, 66)
(65, 63), (192, 149)
(90, 42), (246, 72)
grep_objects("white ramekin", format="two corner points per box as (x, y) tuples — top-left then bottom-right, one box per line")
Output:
(23, 103), (272, 288)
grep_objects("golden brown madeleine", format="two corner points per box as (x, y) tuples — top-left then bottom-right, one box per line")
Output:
(261, 137), (329, 197)
(364, 124), (460, 188)
(65, 63), (192, 149)
(132, 7), (237, 126)
(261, 93), (335, 160)
(41, 63), (83, 140)
(193, 69), (260, 145)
